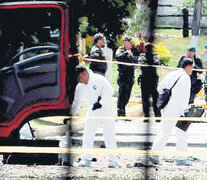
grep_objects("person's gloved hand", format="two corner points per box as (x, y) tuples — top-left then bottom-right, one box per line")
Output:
(92, 102), (102, 111)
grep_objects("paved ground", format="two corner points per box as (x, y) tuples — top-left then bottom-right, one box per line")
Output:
(33, 106), (207, 161)
(71, 119), (207, 148)
(33, 115), (207, 166)
(2, 98), (207, 179)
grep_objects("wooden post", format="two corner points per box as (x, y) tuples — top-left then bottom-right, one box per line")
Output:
(183, 8), (189, 38)
(148, 0), (158, 43)
(82, 38), (86, 55)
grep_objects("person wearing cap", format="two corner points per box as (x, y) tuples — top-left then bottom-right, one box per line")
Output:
(177, 45), (203, 104)
(138, 43), (161, 120)
(149, 58), (193, 166)
(89, 33), (107, 76)
(202, 44), (207, 102)
(115, 36), (137, 116)
(70, 64), (119, 168)
(204, 44), (207, 62)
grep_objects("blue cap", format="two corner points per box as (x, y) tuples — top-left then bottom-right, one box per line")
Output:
(204, 44), (207, 49)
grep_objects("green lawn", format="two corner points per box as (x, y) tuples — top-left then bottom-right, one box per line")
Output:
(155, 36), (207, 66)
(155, 29), (183, 37)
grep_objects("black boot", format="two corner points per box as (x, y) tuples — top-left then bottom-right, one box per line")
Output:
(118, 109), (125, 116)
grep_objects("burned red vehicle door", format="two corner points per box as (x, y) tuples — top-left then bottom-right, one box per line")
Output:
(0, 2), (70, 139)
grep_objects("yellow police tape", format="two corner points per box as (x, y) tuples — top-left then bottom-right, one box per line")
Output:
(0, 146), (207, 157)
(128, 99), (207, 107)
(68, 115), (207, 122)
(68, 54), (207, 72)
(83, 57), (207, 72)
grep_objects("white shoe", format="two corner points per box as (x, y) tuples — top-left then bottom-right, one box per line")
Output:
(175, 159), (192, 166)
(78, 159), (91, 167)
(108, 160), (119, 168)
(149, 155), (160, 165)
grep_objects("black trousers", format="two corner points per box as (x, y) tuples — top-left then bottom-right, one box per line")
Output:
(117, 77), (133, 116)
(190, 78), (202, 104)
(141, 83), (161, 117)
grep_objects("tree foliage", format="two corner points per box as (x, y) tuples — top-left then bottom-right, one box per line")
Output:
(65, 0), (137, 51)
(127, 4), (150, 37)
(177, 0), (206, 15)
(183, 0), (206, 14)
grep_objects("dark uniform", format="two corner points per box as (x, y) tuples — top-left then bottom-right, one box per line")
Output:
(204, 73), (207, 102)
(89, 45), (107, 75)
(178, 54), (203, 104)
(203, 44), (207, 102)
(89, 34), (107, 76)
(138, 46), (161, 118)
(115, 45), (137, 116)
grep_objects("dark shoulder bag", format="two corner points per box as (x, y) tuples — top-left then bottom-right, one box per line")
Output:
(157, 76), (182, 110)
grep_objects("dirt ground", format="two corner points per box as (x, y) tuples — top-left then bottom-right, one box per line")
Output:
(1, 153), (207, 180)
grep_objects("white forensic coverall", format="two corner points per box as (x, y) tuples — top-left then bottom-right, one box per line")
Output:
(151, 68), (191, 160)
(70, 69), (118, 163)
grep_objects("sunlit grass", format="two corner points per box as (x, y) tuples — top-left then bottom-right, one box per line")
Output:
(30, 119), (62, 127)
(155, 29), (183, 37)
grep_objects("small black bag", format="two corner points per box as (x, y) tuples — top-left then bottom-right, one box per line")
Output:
(157, 76), (182, 110)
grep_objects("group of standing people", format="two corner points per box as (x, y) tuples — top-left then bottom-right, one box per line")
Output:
(69, 32), (206, 167)
(115, 37), (161, 119)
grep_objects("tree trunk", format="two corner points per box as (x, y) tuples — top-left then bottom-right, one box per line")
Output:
(192, 0), (202, 36)
(68, 0), (81, 55)
(191, 0), (202, 54)
(148, 0), (158, 43)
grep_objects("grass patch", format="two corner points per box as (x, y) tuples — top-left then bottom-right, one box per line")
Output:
(155, 29), (183, 37)
(30, 119), (62, 127)
(111, 63), (141, 97)
(154, 35), (207, 66)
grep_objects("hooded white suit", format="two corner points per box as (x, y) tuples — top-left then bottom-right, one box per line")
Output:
(71, 69), (118, 162)
(151, 68), (191, 160)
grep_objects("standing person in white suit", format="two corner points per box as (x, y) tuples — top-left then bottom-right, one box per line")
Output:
(70, 64), (118, 168)
(149, 58), (193, 166)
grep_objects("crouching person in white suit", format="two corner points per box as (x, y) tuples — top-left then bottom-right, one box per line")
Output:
(150, 58), (193, 166)
(70, 64), (119, 168)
